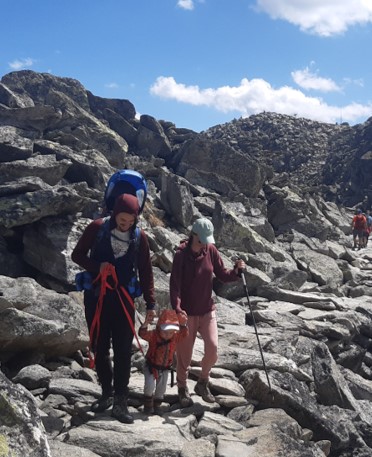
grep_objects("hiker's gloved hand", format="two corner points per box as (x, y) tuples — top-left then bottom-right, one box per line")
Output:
(98, 262), (116, 287)
(234, 259), (246, 275)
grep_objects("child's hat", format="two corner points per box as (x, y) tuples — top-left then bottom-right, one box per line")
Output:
(157, 309), (179, 331)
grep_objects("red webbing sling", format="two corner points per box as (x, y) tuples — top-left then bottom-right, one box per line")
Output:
(88, 263), (145, 368)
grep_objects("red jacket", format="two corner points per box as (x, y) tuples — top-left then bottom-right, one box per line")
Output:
(353, 214), (367, 231)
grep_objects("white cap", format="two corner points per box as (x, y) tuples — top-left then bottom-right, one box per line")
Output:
(160, 324), (179, 331)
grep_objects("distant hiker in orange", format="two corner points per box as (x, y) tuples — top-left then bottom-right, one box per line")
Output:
(351, 209), (367, 250)
(139, 309), (188, 414)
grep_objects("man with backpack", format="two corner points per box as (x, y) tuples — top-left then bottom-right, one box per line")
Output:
(351, 209), (367, 250)
(72, 190), (156, 424)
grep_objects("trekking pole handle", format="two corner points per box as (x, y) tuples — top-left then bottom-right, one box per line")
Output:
(239, 270), (250, 302)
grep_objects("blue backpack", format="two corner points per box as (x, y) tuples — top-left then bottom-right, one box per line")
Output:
(76, 169), (147, 296)
(104, 169), (147, 214)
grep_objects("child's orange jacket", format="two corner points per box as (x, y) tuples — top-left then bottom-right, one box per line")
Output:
(139, 309), (188, 377)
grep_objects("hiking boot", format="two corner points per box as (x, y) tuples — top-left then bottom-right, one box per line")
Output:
(178, 386), (193, 408)
(194, 378), (215, 403)
(143, 395), (154, 414)
(91, 392), (113, 412)
(153, 398), (163, 415)
(112, 394), (134, 424)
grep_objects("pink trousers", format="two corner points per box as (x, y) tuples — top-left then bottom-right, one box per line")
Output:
(176, 310), (218, 388)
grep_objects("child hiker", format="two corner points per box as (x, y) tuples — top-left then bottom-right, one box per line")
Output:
(139, 309), (188, 414)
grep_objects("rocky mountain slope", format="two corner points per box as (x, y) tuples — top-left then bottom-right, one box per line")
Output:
(1, 70), (372, 457)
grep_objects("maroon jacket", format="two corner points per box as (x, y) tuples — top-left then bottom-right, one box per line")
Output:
(71, 219), (156, 309)
(170, 240), (239, 316)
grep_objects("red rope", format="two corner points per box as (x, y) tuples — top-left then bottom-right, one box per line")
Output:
(88, 264), (145, 368)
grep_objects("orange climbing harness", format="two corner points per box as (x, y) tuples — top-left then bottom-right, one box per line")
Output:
(88, 263), (144, 368)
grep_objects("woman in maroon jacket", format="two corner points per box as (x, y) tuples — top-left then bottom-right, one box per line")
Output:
(170, 218), (245, 407)
(72, 193), (156, 423)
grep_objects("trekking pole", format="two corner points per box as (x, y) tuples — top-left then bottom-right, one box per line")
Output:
(240, 270), (274, 399)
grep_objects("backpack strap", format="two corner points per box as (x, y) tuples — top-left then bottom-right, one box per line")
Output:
(89, 217), (110, 259)
(98, 217), (111, 240)
(133, 226), (141, 277)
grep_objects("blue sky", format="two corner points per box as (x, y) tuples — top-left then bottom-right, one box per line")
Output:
(2, 0), (372, 132)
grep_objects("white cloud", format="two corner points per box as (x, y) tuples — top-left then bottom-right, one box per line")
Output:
(255, 0), (372, 36)
(150, 75), (372, 124)
(8, 58), (35, 70)
(343, 77), (364, 88)
(104, 82), (119, 89)
(177, 0), (194, 11)
(292, 67), (341, 92)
